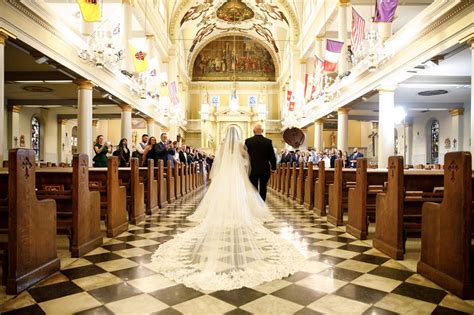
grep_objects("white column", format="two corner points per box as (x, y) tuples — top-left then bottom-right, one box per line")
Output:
(146, 117), (156, 137)
(377, 87), (396, 168)
(58, 119), (67, 163)
(405, 119), (413, 166)
(9, 106), (21, 148)
(119, 104), (132, 145)
(450, 108), (464, 151)
(337, 1), (349, 74)
(314, 36), (325, 60)
(121, 0), (133, 73)
(291, 48), (302, 91)
(377, 22), (392, 42)
(337, 108), (349, 151)
(0, 32), (7, 163)
(314, 119), (324, 151)
(75, 79), (94, 163)
(201, 121), (208, 149)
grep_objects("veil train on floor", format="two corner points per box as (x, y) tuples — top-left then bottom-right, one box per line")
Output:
(151, 126), (305, 291)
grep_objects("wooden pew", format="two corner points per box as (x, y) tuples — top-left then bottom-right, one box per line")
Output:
(346, 159), (386, 239)
(328, 161), (356, 226)
(179, 163), (186, 197)
(192, 163), (198, 190)
(303, 162), (315, 210)
(118, 158), (145, 224)
(174, 162), (181, 199)
(417, 151), (474, 299)
(166, 160), (176, 203)
(0, 149), (60, 294)
(315, 161), (332, 216)
(186, 162), (191, 193)
(139, 159), (158, 215)
(283, 163), (291, 197)
(296, 165), (306, 205)
(156, 160), (167, 209)
(374, 156), (444, 259)
(289, 164), (298, 201)
(36, 154), (103, 257)
(198, 161), (204, 187)
(277, 164), (284, 193)
(89, 157), (128, 238)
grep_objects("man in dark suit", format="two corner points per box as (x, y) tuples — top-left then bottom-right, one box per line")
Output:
(349, 147), (364, 168)
(245, 124), (277, 201)
(154, 133), (176, 167)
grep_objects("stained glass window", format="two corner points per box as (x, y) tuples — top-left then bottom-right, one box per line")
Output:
(430, 120), (440, 164)
(31, 116), (40, 160)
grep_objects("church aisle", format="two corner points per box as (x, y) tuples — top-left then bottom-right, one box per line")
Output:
(1, 188), (473, 315)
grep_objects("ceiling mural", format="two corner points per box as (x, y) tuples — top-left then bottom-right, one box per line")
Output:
(192, 36), (276, 82)
(180, 0), (289, 55)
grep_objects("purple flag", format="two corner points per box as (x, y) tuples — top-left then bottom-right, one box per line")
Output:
(374, 0), (398, 22)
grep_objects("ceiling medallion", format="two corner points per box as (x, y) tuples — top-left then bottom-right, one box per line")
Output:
(216, 0), (254, 22)
(22, 86), (54, 93)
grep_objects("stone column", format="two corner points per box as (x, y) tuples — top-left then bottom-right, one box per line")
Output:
(377, 86), (396, 168)
(337, 1), (350, 74)
(337, 108), (349, 151)
(9, 106), (21, 148)
(314, 36), (325, 60)
(58, 119), (68, 163)
(74, 79), (94, 163)
(314, 119), (324, 151)
(449, 108), (464, 151)
(146, 117), (156, 137)
(0, 30), (8, 163)
(119, 104), (132, 145)
(377, 22), (392, 42)
(405, 118), (413, 166)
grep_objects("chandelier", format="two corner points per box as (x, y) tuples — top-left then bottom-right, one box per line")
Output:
(78, 19), (123, 68)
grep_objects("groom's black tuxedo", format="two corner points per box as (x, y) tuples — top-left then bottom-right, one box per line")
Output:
(245, 135), (277, 201)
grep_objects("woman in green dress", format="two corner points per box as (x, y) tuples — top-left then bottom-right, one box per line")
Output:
(93, 135), (111, 167)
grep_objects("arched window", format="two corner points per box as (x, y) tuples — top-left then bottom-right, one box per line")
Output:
(31, 116), (40, 160)
(430, 120), (440, 164)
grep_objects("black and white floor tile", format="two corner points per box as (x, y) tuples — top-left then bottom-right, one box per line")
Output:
(1, 187), (473, 314)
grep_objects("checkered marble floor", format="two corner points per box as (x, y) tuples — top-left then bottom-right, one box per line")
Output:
(1, 187), (474, 314)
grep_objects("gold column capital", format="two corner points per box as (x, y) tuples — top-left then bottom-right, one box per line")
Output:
(337, 107), (350, 114)
(315, 36), (325, 41)
(119, 104), (133, 112)
(338, 0), (350, 7)
(122, 0), (134, 5)
(377, 85), (397, 93)
(0, 28), (16, 45)
(92, 120), (99, 127)
(315, 119), (324, 125)
(145, 117), (154, 124)
(449, 108), (464, 116)
(74, 79), (94, 90)
(58, 119), (68, 125)
(9, 105), (22, 113)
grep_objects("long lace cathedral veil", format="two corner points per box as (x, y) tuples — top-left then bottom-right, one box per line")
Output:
(151, 125), (305, 291)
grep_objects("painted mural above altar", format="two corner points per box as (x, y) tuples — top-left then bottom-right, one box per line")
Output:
(192, 36), (276, 81)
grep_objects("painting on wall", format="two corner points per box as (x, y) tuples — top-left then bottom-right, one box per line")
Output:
(132, 118), (146, 129)
(192, 36), (276, 81)
(211, 95), (220, 107)
(248, 95), (257, 107)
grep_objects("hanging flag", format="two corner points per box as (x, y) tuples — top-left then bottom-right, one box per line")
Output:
(286, 90), (294, 111)
(76, 0), (101, 22)
(304, 73), (309, 101)
(168, 81), (180, 106)
(351, 8), (366, 53)
(323, 39), (344, 72)
(159, 80), (169, 97)
(129, 44), (148, 73)
(374, 0), (398, 22)
(310, 56), (324, 101)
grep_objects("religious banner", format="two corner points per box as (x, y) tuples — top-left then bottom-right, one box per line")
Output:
(374, 0), (398, 22)
(129, 44), (148, 73)
(310, 56), (324, 100)
(287, 90), (295, 111)
(323, 39), (344, 72)
(76, 0), (101, 22)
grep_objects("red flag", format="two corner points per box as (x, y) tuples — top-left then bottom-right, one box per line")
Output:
(351, 8), (366, 53)
(323, 39), (344, 72)
(304, 73), (309, 100)
(287, 90), (294, 111)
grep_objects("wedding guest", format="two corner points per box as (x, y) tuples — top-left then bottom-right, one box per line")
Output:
(93, 135), (111, 167)
(142, 136), (157, 163)
(113, 138), (130, 167)
(134, 134), (148, 165)
(154, 133), (176, 167)
(349, 147), (364, 168)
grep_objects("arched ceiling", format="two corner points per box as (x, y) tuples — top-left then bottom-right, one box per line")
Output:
(169, 0), (300, 67)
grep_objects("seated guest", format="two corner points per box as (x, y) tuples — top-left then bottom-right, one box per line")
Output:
(142, 136), (157, 163)
(349, 147), (364, 168)
(178, 145), (188, 164)
(93, 135), (112, 167)
(113, 138), (130, 167)
(330, 148), (337, 168)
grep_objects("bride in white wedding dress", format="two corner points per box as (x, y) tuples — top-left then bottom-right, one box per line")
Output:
(151, 126), (305, 291)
